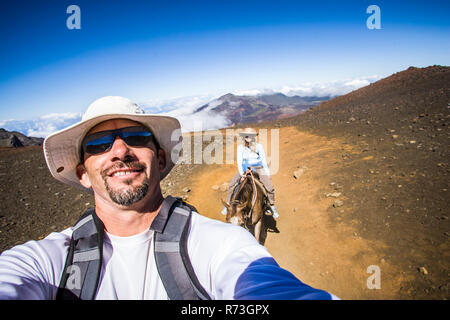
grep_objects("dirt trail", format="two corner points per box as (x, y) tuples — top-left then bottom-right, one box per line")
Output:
(186, 126), (408, 299)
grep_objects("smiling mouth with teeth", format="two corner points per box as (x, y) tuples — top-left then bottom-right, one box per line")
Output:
(112, 170), (140, 177)
(102, 161), (146, 181)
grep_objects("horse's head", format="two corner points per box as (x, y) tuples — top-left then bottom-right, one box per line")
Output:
(222, 170), (267, 244)
(223, 200), (249, 226)
(222, 170), (261, 227)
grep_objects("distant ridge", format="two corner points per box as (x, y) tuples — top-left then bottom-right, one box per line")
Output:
(194, 92), (332, 125)
(0, 128), (44, 147)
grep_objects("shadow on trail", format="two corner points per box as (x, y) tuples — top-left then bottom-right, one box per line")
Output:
(264, 214), (279, 234)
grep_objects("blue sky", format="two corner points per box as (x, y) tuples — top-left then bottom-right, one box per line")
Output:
(0, 0), (449, 132)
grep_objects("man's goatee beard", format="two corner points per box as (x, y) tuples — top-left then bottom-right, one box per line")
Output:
(102, 161), (149, 206)
(106, 179), (149, 206)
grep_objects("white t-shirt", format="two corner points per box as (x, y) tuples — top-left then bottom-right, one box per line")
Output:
(98, 229), (167, 299)
(0, 211), (336, 300)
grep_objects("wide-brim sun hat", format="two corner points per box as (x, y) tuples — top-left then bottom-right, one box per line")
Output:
(238, 127), (258, 138)
(43, 96), (182, 193)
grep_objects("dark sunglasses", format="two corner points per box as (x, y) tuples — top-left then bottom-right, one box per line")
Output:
(81, 126), (154, 156)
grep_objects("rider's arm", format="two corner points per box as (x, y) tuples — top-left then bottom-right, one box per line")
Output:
(256, 144), (271, 176)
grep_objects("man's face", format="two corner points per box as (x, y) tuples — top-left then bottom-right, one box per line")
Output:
(77, 119), (165, 207)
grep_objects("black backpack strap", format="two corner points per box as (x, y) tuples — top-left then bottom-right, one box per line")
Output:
(151, 196), (211, 300)
(57, 196), (210, 300)
(56, 208), (104, 300)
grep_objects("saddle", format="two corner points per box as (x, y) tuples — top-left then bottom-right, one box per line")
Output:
(230, 172), (269, 208)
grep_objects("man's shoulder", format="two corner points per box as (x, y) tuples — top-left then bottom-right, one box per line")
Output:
(190, 210), (238, 231)
(41, 228), (73, 245)
(189, 210), (260, 246)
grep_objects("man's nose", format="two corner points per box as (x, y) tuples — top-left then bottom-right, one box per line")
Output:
(110, 136), (132, 159)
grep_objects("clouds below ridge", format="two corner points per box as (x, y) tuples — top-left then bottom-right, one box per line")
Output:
(152, 94), (230, 132)
(0, 112), (82, 138)
(0, 76), (378, 137)
(233, 75), (380, 97)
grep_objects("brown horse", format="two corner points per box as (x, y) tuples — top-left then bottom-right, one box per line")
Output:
(222, 170), (268, 244)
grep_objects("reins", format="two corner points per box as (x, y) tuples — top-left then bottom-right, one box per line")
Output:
(248, 170), (258, 212)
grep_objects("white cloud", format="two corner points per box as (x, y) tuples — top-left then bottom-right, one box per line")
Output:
(231, 75), (381, 98)
(139, 94), (215, 116)
(344, 79), (370, 87)
(0, 112), (82, 138)
(40, 112), (80, 120)
(233, 88), (271, 96)
(228, 101), (241, 107)
(168, 108), (230, 132)
(153, 95), (230, 132)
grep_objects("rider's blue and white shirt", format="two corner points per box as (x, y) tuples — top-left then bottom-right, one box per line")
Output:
(0, 210), (338, 300)
(237, 143), (271, 176)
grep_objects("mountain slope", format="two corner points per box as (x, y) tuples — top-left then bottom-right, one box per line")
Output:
(194, 92), (331, 125)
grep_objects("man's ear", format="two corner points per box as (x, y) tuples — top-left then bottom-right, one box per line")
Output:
(76, 163), (92, 189)
(157, 148), (167, 172)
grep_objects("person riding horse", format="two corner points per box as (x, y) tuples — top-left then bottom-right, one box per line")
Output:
(221, 128), (279, 219)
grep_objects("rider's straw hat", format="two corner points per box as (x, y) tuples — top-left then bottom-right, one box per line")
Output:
(238, 127), (258, 137)
(43, 96), (182, 193)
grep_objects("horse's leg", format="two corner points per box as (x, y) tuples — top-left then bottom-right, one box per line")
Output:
(254, 217), (263, 244)
(251, 184), (266, 244)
